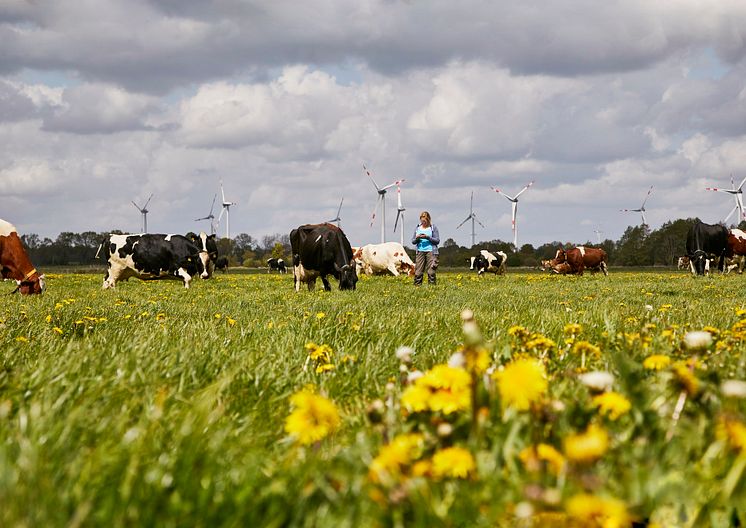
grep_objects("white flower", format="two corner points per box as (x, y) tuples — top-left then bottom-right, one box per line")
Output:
(407, 370), (424, 383)
(448, 351), (465, 368)
(722, 380), (746, 399)
(644, 304), (654, 311)
(683, 331), (712, 350)
(395, 346), (415, 363)
(578, 371), (614, 392)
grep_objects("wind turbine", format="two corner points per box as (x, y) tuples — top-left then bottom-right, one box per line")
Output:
(364, 164), (404, 244)
(132, 193), (153, 233)
(217, 180), (236, 239)
(620, 185), (653, 226)
(594, 228), (604, 245)
(327, 197), (344, 227)
(456, 191), (485, 248)
(393, 181), (406, 246)
(706, 175), (746, 225)
(490, 181), (534, 249)
(195, 194), (217, 235)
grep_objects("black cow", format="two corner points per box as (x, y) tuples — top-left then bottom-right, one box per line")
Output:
(98, 233), (215, 289)
(267, 257), (287, 274)
(215, 256), (229, 273)
(686, 220), (729, 276)
(290, 223), (357, 291)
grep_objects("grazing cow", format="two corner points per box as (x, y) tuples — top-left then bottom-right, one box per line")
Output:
(677, 256), (690, 270)
(469, 250), (507, 276)
(686, 221), (728, 276)
(352, 242), (415, 277)
(187, 232), (219, 278)
(98, 232), (215, 289)
(542, 246), (608, 276)
(215, 256), (229, 273)
(267, 258), (287, 274)
(0, 219), (45, 294)
(724, 255), (745, 274)
(290, 223), (357, 291)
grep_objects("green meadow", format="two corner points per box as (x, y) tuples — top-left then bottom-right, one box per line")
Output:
(1, 270), (746, 527)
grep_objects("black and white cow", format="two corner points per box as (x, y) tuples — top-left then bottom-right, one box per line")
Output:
(686, 220), (729, 276)
(290, 223), (357, 291)
(215, 256), (229, 273)
(98, 233), (216, 289)
(187, 232), (219, 278)
(267, 258), (287, 274)
(469, 250), (507, 276)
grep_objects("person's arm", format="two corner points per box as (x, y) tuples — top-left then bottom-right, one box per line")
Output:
(428, 225), (440, 246)
(411, 226), (420, 246)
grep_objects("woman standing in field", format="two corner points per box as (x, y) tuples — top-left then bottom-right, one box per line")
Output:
(412, 211), (440, 286)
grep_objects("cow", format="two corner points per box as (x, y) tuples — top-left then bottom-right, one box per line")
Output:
(352, 242), (415, 277)
(1, 219), (45, 294)
(724, 255), (745, 274)
(686, 221), (728, 276)
(542, 246), (608, 276)
(215, 256), (229, 273)
(98, 232), (216, 289)
(187, 232), (219, 278)
(267, 258), (287, 274)
(469, 250), (507, 276)
(290, 223), (357, 291)
(726, 229), (746, 275)
(677, 256), (690, 270)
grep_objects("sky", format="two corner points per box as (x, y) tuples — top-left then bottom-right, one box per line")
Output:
(2, 0), (746, 249)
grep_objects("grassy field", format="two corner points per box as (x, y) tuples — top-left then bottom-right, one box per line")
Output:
(1, 270), (746, 527)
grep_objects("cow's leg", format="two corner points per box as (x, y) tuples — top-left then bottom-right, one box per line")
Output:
(177, 268), (192, 288)
(601, 261), (608, 276)
(307, 278), (316, 291)
(689, 260), (696, 275)
(387, 264), (400, 276)
(321, 276), (332, 291)
(102, 263), (126, 289)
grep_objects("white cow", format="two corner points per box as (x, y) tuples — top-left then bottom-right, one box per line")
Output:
(352, 243), (415, 277)
(470, 250), (507, 276)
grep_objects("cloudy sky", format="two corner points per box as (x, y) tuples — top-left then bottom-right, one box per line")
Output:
(3, 1), (746, 248)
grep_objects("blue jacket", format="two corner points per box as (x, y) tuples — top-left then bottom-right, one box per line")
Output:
(411, 224), (440, 255)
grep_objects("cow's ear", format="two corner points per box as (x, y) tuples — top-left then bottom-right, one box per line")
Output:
(186, 231), (198, 242)
(208, 234), (216, 240)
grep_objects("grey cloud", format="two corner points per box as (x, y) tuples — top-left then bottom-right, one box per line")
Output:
(0, 81), (37, 121)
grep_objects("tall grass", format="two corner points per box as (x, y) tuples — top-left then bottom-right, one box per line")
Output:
(1, 271), (745, 526)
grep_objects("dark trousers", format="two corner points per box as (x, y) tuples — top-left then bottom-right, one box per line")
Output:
(414, 251), (438, 285)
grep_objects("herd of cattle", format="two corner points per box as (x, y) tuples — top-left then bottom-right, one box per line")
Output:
(3, 218), (746, 295)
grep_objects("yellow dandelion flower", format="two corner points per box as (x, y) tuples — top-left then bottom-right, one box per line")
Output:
(673, 362), (699, 395)
(284, 390), (340, 445)
(316, 312), (325, 320)
(508, 325), (529, 339)
(643, 354), (671, 371)
(564, 424), (609, 463)
(45, 314), (52, 323)
(564, 323), (583, 336)
(572, 341), (601, 358)
(494, 358), (548, 411)
(15, 336), (28, 343)
(565, 493), (629, 528)
(315, 363), (335, 374)
(717, 417), (746, 453)
(431, 446), (475, 479)
(401, 365), (471, 415)
(369, 433), (424, 483)
(52, 327), (63, 335)
(227, 317), (236, 327)
(519, 443), (566, 475)
(592, 392), (631, 420)
(526, 334), (557, 353)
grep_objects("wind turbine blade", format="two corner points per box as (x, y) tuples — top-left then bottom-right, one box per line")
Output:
(514, 181), (534, 199)
(220, 180), (226, 203)
(705, 187), (727, 193)
(217, 207), (225, 223)
(132, 201), (141, 211)
(209, 194), (216, 216)
(470, 191), (474, 212)
(336, 197), (344, 218)
(511, 202), (518, 232)
(396, 185), (403, 209)
(456, 216), (471, 229)
(394, 210), (402, 232)
(640, 186), (653, 208)
(490, 186), (513, 201)
(738, 175), (746, 191)
(724, 204), (738, 224)
(474, 216), (486, 229)
(641, 211), (647, 225)
(143, 193), (154, 210)
(363, 165), (381, 191)
(369, 197), (382, 227)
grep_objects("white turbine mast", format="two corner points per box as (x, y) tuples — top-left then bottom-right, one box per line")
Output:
(393, 181), (406, 246)
(594, 228), (604, 245)
(131, 193), (153, 233)
(456, 191), (485, 248)
(364, 164), (404, 244)
(706, 174), (746, 225)
(327, 197), (344, 227)
(620, 185), (653, 226)
(195, 193), (217, 235)
(217, 179), (236, 239)
(490, 181), (534, 249)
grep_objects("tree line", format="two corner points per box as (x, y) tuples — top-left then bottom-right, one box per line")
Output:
(21, 218), (745, 269)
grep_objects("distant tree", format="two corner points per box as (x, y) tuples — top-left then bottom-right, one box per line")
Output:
(615, 225), (650, 266)
(21, 233), (41, 249)
(271, 242), (285, 260)
(443, 238), (458, 248)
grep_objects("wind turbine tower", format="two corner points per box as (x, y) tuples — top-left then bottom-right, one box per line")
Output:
(594, 229), (604, 245)
(217, 180), (236, 239)
(490, 181), (534, 249)
(132, 193), (153, 233)
(456, 191), (486, 248)
(393, 181), (406, 246)
(364, 164), (404, 244)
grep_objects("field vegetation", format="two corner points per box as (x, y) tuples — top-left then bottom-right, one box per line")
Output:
(1, 271), (746, 527)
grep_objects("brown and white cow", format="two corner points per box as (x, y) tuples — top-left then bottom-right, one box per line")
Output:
(1, 219), (45, 294)
(352, 242), (415, 277)
(542, 246), (608, 276)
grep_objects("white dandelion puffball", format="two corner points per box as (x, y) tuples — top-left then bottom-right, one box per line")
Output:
(683, 331), (712, 351)
(578, 371), (614, 392)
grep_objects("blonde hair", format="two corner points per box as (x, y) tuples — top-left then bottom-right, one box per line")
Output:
(419, 211), (431, 226)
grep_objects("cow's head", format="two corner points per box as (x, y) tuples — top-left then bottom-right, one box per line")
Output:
(336, 262), (358, 290)
(401, 262), (415, 277)
(189, 232), (218, 279)
(690, 250), (708, 276)
(677, 256), (690, 270)
(554, 248), (566, 263)
(540, 259), (552, 271)
(12, 269), (45, 295)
